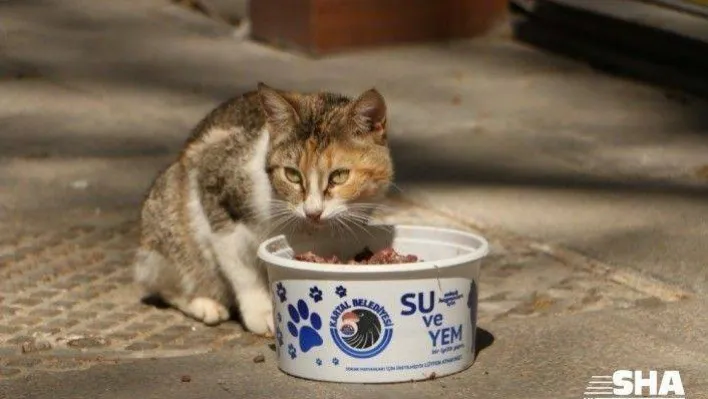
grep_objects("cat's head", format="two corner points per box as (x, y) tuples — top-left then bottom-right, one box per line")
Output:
(258, 83), (393, 229)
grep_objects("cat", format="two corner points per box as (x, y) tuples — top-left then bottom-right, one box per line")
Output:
(133, 83), (394, 336)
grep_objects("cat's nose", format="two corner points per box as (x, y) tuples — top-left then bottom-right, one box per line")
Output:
(305, 210), (323, 222)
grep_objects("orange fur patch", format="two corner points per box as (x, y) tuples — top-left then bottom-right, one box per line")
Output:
(301, 142), (391, 201)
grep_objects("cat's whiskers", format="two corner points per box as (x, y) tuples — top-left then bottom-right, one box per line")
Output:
(267, 210), (295, 221)
(347, 207), (395, 233)
(335, 215), (358, 238)
(388, 182), (406, 194)
(330, 218), (345, 238)
(240, 199), (292, 223)
(264, 212), (299, 237)
(341, 214), (367, 225)
(335, 212), (375, 239)
(349, 219), (374, 239)
(259, 207), (290, 225)
(346, 202), (393, 217)
(325, 204), (349, 219)
(348, 201), (388, 208)
(282, 216), (303, 237)
(343, 208), (373, 222)
(251, 199), (299, 237)
(333, 216), (366, 247)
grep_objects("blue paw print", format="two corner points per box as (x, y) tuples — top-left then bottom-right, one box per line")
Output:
(286, 299), (323, 353)
(276, 282), (287, 303)
(332, 357), (339, 366)
(287, 343), (297, 359)
(335, 285), (347, 298)
(309, 286), (323, 302)
(315, 358), (322, 366)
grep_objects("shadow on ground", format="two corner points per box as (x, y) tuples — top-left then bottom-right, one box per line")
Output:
(388, 137), (708, 199)
(475, 328), (495, 358)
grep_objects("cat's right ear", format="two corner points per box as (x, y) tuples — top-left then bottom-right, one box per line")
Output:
(257, 82), (300, 135)
(350, 88), (387, 145)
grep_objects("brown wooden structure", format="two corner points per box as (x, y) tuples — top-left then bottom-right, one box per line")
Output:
(250, 0), (509, 55)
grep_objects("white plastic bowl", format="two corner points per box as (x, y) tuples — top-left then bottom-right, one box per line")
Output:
(257, 224), (489, 383)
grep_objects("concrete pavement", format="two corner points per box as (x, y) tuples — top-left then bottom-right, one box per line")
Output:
(4, 298), (708, 399)
(0, 0), (707, 397)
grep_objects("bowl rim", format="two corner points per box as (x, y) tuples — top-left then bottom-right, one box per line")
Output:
(257, 224), (489, 274)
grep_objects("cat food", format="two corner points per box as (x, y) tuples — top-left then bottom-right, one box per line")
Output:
(294, 247), (420, 265)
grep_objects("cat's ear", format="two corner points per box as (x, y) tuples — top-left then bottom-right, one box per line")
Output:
(350, 88), (387, 144)
(257, 82), (300, 134)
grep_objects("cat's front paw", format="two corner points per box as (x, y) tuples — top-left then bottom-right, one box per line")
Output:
(185, 297), (230, 326)
(239, 292), (274, 337)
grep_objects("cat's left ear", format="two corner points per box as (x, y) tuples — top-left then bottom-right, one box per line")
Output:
(350, 88), (387, 144)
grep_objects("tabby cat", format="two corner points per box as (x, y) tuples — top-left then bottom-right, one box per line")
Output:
(133, 83), (394, 336)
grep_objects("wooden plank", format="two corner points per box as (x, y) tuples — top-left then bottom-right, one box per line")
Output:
(250, 0), (313, 51)
(250, 0), (509, 55)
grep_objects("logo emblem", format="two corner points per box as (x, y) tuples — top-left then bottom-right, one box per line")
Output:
(329, 298), (393, 358)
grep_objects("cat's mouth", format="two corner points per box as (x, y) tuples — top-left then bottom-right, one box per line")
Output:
(303, 218), (327, 229)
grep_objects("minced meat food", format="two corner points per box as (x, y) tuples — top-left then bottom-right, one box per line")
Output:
(294, 247), (420, 265)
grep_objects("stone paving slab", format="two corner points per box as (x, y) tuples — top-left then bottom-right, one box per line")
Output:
(0, 199), (689, 380)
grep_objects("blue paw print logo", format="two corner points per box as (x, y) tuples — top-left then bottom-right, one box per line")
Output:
(287, 343), (297, 359)
(275, 282), (287, 303)
(309, 286), (323, 302)
(332, 357), (339, 366)
(335, 285), (347, 298)
(286, 299), (323, 353)
(315, 358), (322, 366)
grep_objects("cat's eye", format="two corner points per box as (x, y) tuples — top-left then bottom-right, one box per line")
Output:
(283, 167), (302, 184)
(328, 169), (350, 186)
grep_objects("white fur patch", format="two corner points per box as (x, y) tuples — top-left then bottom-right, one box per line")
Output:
(303, 170), (324, 216)
(211, 223), (259, 285)
(186, 171), (214, 242)
(185, 127), (237, 158)
(211, 224), (273, 336)
(179, 127), (275, 335)
(186, 169), (217, 294)
(238, 287), (274, 336)
(246, 128), (272, 224)
(208, 128), (275, 335)
(186, 297), (230, 325)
